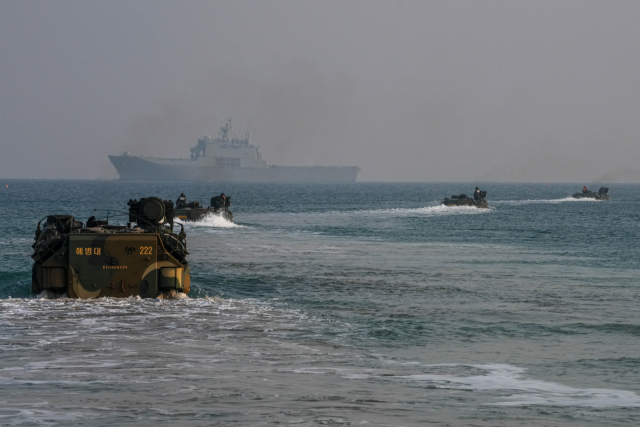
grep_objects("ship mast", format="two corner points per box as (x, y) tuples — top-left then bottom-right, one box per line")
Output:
(219, 118), (231, 141)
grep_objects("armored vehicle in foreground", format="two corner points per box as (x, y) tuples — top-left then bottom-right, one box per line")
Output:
(442, 188), (489, 208)
(572, 187), (610, 200)
(31, 197), (190, 299)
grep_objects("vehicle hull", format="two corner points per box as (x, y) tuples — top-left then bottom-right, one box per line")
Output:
(175, 207), (233, 222)
(442, 198), (489, 208)
(572, 192), (610, 200)
(32, 233), (190, 299)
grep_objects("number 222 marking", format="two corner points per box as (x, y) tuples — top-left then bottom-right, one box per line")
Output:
(139, 246), (153, 255)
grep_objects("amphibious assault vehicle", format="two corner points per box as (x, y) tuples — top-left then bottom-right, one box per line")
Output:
(174, 200), (233, 222)
(572, 187), (610, 200)
(31, 197), (190, 299)
(442, 189), (489, 208)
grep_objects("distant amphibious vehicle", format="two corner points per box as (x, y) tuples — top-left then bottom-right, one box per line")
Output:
(174, 201), (232, 222)
(572, 187), (610, 200)
(442, 188), (489, 208)
(174, 193), (233, 222)
(109, 118), (359, 183)
(31, 197), (190, 299)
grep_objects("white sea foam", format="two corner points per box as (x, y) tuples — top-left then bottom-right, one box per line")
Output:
(390, 364), (640, 408)
(248, 204), (493, 224)
(493, 197), (603, 205)
(348, 204), (494, 217)
(36, 290), (67, 300)
(176, 212), (242, 228)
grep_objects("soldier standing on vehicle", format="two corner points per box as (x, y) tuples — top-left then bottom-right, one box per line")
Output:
(176, 193), (187, 209)
(211, 193), (226, 209)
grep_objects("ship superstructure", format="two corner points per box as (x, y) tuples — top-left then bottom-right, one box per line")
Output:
(189, 119), (267, 169)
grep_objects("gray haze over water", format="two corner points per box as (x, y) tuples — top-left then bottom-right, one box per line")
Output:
(1, 1), (640, 182)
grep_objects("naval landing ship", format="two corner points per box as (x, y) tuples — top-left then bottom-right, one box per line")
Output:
(109, 119), (360, 183)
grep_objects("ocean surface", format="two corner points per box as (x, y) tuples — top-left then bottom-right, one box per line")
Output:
(0, 180), (639, 426)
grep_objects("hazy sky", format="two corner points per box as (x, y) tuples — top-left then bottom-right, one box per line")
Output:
(2, 0), (640, 182)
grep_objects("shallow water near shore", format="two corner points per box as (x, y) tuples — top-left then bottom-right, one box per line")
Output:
(1, 181), (639, 426)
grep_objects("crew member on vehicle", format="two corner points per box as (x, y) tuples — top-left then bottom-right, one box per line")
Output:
(211, 193), (226, 209)
(474, 187), (481, 200)
(583, 186), (588, 193)
(176, 193), (187, 209)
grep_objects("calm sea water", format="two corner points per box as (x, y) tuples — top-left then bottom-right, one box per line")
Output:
(0, 180), (639, 426)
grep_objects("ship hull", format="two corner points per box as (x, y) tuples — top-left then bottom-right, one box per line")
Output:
(109, 155), (359, 183)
